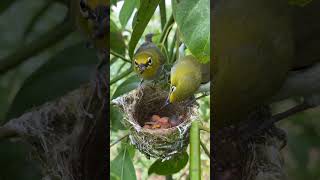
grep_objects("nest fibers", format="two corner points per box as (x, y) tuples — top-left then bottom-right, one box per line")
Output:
(112, 85), (198, 160)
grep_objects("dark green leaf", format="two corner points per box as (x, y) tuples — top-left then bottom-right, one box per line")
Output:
(6, 43), (97, 119)
(288, 133), (310, 168)
(148, 151), (189, 175)
(110, 144), (137, 180)
(0, 140), (41, 180)
(111, 19), (126, 55)
(111, 106), (126, 131)
(0, 0), (16, 14)
(172, 0), (210, 63)
(111, 0), (119, 6)
(112, 75), (139, 99)
(128, 0), (161, 58)
(110, 32), (126, 55)
(119, 0), (138, 28)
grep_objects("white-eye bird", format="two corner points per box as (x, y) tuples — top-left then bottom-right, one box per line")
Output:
(168, 55), (204, 104)
(133, 34), (165, 84)
(76, 0), (109, 55)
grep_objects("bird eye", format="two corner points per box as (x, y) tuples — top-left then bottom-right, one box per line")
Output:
(134, 59), (138, 66)
(171, 86), (176, 92)
(79, 0), (89, 18)
(147, 57), (152, 66)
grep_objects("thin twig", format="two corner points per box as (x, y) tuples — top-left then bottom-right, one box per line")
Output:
(110, 133), (129, 148)
(110, 50), (131, 63)
(199, 125), (210, 133)
(159, 14), (174, 44)
(0, 127), (19, 141)
(200, 139), (210, 158)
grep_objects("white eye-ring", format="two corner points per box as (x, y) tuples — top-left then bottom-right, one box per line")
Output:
(79, 0), (89, 18)
(171, 86), (176, 92)
(147, 57), (152, 66)
(134, 59), (138, 66)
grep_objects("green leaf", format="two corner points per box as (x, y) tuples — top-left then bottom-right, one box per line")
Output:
(0, 140), (42, 180)
(172, 0), (210, 63)
(148, 152), (189, 175)
(6, 43), (97, 119)
(288, 133), (310, 169)
(112, 75), (139, 99)
(128, 0), (161, 58)
(0, 0), (16, 14)
(119, 0), (138, 28)
(111, 106), (126, 131)
(111, 0), (119, 6)
(111, 19), (126, 55)
(110, 144), (137, 180)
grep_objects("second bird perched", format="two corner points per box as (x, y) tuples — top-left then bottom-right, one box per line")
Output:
(168, 55), (204, 104)
(133, 34), (165, 84)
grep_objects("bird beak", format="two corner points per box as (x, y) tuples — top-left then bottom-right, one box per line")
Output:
(138, 65), (146, 74)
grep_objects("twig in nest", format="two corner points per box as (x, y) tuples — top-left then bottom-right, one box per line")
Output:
(110, 133), (129, 148)
(0, 127), (19, 140)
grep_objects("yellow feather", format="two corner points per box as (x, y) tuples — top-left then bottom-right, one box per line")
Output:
(169, 55), (202, 103)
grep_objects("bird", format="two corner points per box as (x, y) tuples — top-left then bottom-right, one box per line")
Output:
(76, 0), (109, 53)
(168, 55), (204, 104)
(133, 34), (165, 85)
(212, 0), (294, 129)
(75, 0), (109, 97)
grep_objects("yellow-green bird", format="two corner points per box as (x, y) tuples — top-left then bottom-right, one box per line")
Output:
(213, 0), (293, 129)
(76, 0), (109, 52)
(133, 34), (165, 83)
(168, 55), (205, 104)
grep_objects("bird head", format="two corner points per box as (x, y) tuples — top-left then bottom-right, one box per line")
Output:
(133, 51), (158, 79)
(79, 0), (109, 39)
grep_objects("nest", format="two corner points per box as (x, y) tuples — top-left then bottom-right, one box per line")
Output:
(112, 85), (198, 160)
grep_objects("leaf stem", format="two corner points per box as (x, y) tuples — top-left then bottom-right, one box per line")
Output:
(110, 50), (131, 63)
(159, 14), (174, 44)
(200, 139), (210, 158)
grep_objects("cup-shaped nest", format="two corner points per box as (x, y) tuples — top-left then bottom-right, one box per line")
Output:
(112, 85), (198, 160)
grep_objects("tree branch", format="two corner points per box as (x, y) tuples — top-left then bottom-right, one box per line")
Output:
(110, 50), (131, 63)
(0, 127), (19, 140)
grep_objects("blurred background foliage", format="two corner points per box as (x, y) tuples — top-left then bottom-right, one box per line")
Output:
(110, 0), (210, 179)
(0, 0), (98, 179)
(273, 100), (320, 180)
